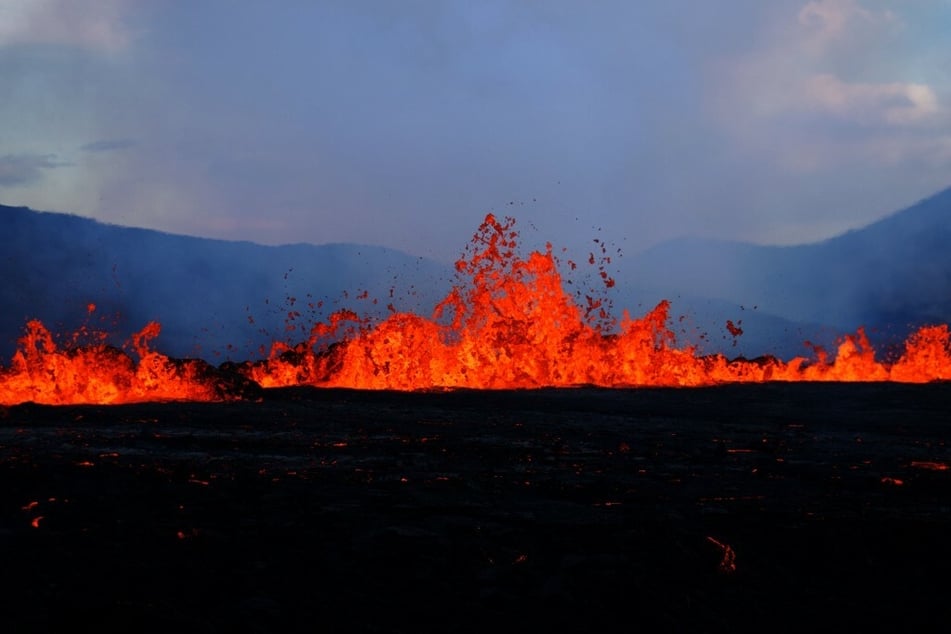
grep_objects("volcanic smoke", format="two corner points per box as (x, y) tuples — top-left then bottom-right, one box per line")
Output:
(2, 214), (950, 405)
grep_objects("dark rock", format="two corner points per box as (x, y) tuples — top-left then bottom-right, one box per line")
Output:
(1, 383), (950, 632)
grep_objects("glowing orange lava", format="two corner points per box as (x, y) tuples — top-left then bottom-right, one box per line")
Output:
(0, 319), (227, 405)
(243, 214), (951, 390)
(1, 214), (950, 405)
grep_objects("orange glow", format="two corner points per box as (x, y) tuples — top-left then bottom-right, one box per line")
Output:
(244, 214), (951, 390)
(0, 318), (232, 405)
(706, 536), (737, 574)
(1, 214), (951, 405)
(910, 461), (949, 471)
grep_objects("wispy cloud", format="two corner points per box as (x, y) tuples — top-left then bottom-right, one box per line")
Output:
(0, 153), (69, 187)
(802, 74), (939, 125)
(80, 138), (137, 153)
(0, 0), (132, 52)
(713, 0), (947, 167)
(797, 0), (896, 49)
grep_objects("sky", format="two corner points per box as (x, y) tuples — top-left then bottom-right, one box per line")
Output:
(1, 0), (950, 263)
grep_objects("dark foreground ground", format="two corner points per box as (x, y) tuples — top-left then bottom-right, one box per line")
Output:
(2, 383), (951, 633)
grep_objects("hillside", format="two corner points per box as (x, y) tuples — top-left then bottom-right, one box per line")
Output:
(620, 186), (951, 356)
(0, 206), (452, 361)
(3, 187), (949, 365)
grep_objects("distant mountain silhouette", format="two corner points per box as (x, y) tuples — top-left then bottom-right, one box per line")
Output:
(620, 186), (951, 358)
(4, 187), (949, 364)
(0, 205), (453, 361)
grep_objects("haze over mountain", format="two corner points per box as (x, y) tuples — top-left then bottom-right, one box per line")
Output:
(618, 186), (951, 359)
(0, 205), (453, 361)
(2, 185), (950, 365)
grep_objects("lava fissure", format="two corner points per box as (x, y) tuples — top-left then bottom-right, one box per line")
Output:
(2, 214), (950, 405)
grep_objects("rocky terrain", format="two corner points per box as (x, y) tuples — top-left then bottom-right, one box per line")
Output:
(2, 383), (950, 632)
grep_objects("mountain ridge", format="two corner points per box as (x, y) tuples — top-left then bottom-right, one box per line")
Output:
(621, 185), (951, 354)
(3, 186), (950, 363)
(0, 204), (453, 360)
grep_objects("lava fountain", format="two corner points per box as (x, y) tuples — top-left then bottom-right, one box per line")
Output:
(2, 214), (950, 405)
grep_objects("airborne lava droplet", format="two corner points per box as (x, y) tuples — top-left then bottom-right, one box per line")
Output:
(725, 320), (743, 338)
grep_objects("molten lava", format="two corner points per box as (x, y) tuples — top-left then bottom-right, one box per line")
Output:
(2, 214), (950, 405)
(0, 319), (228, 405)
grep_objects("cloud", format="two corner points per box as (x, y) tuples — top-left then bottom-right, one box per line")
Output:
(0, 0), (131, 52)
(0, 153), (68, 187)
(713, 1), (947, 163)
(697, 0), (951, 245)
(80, 138), (137, 153)
(797, 0), (895, 46)
(803, 73), (939, 124)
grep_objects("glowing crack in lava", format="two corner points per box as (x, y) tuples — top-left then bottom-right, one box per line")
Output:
(2, 214), (951, 405)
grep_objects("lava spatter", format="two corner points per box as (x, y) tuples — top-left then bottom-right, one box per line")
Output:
(2, 214), (950, 404)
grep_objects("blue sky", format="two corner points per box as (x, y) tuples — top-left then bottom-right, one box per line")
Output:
(1, 0), (949, 262)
